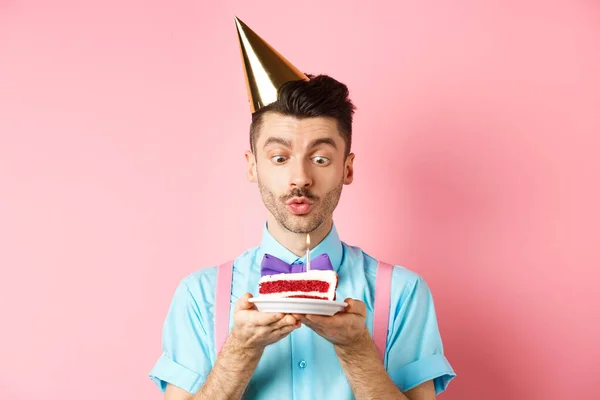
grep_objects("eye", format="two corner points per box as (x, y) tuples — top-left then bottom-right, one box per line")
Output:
(271, 155), (288, 164)
(312, 156), (330, 165)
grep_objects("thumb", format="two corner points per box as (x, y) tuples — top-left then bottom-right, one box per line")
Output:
(234, 292), (254, 312)
(344, 298), (367, 317)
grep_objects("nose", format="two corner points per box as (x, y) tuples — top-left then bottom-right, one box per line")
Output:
(289, 158), (312, 189)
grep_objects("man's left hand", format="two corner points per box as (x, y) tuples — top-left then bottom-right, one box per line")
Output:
(293, 298), (370, 348)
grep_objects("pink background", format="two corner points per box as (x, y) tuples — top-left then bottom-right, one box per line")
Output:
(1, 1), (599, 399)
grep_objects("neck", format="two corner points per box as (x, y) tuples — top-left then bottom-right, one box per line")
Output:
(266, 215), (333, 257)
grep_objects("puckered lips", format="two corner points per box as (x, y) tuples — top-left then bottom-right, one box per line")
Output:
(285, 197), (314, 215)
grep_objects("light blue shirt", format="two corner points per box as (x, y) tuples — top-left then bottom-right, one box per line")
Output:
(149, 222), (456, 398)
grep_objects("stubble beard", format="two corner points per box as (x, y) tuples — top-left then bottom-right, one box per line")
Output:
(257, 176), (344, 234)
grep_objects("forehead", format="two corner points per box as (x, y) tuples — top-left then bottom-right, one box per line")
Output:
(257, 112), (341, 144)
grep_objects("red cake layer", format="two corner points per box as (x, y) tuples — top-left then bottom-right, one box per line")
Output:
(259, 280), (330, 294)
(287, 295), (328, 299)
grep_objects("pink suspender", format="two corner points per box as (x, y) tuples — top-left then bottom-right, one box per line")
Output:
(214, 260), (394, 360)
(215, 261), (233, 355)
(373, 261), (394, 360)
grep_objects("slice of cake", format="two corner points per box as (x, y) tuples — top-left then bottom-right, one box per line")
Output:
(258, 270), (338, 301)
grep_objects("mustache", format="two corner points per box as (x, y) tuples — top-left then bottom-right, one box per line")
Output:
(281, 188), (318, 202)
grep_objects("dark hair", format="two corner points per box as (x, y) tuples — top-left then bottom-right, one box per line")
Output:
(249, 74), (356, 158)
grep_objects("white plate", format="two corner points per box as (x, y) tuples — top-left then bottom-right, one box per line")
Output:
(248, 297), (347, 316)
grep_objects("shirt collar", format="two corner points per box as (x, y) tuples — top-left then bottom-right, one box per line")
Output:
(257, 221), (344, 272)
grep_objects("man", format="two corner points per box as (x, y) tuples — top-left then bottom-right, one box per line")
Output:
(149, 17), (456, 399)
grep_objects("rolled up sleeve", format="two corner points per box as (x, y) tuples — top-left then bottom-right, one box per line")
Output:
(149, 273), (216, 394)
(385, 271), (456, 394)
(390, 353), (455, 394)
(149, 352), (209, 393)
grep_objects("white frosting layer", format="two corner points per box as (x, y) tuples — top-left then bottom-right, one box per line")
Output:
(259, 270), (338, 301)
(257, 291), (329, 299)
(259, 270), (337, 282)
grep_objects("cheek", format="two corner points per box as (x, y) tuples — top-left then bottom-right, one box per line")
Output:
(318, 167), (344, 186)
(257, 164), (287, 189)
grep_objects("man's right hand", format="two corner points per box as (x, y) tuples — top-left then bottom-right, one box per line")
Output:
(229, 292), (300, 352)
(167, 294), (301, 399)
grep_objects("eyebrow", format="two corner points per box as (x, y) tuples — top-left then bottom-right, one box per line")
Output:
(307, 138), (338, 151)
(262, 137), (338, 151)
(263, 137), (293, 149)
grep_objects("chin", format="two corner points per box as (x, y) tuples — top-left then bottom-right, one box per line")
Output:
(282, 217), (323, 234)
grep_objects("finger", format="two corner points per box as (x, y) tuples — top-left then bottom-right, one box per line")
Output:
(344, 298), (367, 317)
(270, 314), (299, 330)
(298, 314), (314, 325)
(305, 314), (330, 326)
(299, 316), (314, 329)
(299, 318), (322, 335)
(248, 311), (286, 326)
(234, 293), (255, 312)
(253, 316), (300, 338)
(271, 321), (301, 338)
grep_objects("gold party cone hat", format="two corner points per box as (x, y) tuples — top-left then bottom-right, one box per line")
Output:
(235, 16), (309, 113)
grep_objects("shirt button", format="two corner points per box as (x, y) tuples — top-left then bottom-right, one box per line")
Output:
(298, 360), (307, 369)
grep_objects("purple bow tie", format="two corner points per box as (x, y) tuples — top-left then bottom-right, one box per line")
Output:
(260, 253), (334, 277)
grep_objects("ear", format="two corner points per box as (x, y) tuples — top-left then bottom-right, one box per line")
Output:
(245, 150), (257, 183)
(343, 153), (355, 185)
